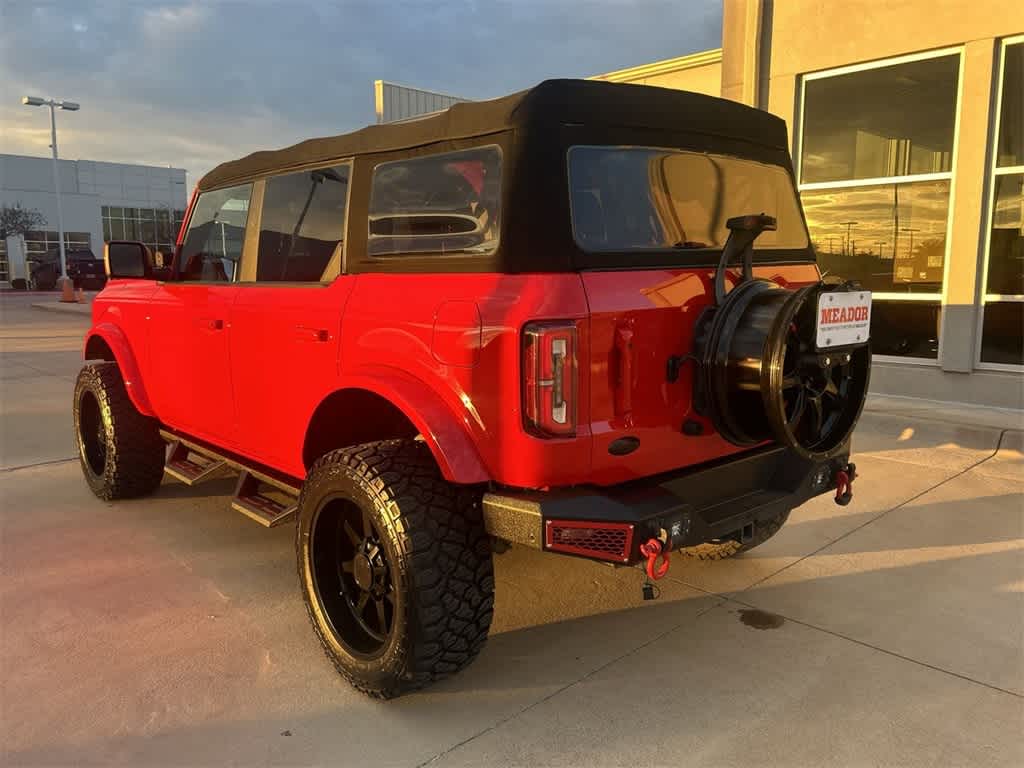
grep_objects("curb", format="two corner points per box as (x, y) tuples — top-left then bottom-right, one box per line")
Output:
(30, 301), (92, 316)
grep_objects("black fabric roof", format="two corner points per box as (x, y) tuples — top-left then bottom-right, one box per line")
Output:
(198, 79), (790, 191)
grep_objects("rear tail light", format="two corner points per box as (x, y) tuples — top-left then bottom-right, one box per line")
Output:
(545, 520), (634, 563)
(523, 321), (578, 437)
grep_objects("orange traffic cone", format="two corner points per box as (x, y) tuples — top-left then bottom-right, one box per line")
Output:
(59, 277), (75, 303)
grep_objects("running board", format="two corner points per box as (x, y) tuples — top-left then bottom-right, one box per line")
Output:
(231, 471), (297, 528)
(164, 441), (228, 486)
(159, 430), (302, 528)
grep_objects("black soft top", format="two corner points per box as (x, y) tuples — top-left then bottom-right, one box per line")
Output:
(198, 79), (791, 191)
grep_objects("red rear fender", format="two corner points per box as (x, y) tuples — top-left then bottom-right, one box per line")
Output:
(83, 323), (155, 417)
(307, 368), (490, 485)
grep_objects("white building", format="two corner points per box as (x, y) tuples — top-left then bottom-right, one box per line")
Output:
(0, 154), (187, 287)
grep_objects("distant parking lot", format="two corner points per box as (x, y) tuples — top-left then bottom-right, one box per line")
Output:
(2, 292), (1022, 767)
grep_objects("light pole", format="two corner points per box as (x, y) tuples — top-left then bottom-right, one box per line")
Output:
(838, 221), (859, 257)
(21, 95), (80, 281)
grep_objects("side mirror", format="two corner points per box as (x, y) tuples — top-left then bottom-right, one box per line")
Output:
(105, 241), (153, 280)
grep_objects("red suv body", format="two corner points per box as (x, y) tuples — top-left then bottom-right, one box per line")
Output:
(77, 80), (870, 696)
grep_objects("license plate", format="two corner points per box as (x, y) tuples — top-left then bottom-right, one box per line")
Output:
(816, 290), (871, 349)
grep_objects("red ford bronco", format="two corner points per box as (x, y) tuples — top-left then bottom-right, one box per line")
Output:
(75, 80), (871, 697)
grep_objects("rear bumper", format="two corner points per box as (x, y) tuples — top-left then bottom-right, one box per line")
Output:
(482, 443), (851, 564)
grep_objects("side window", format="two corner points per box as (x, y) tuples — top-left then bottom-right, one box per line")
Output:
(368, 147), (501, 257)
(178, 183), (253, 282)
(257, 164), (350, 282)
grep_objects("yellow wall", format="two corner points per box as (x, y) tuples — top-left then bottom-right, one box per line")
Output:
(592, 50), (723, 97)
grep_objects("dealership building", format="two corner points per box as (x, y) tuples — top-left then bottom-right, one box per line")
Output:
(382, 1), (1022, 409)
(0, 154), (187, 287)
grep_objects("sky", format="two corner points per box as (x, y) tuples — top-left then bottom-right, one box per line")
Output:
(0, 0), (722, 188)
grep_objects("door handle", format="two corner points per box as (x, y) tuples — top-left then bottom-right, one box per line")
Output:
(209, 319), (224, 331)
(295, 325), (329, 342)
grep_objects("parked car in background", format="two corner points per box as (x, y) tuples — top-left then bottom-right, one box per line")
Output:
(24, 248), (106, 291)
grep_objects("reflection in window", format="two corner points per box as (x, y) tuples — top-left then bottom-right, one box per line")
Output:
(177, 183), (252, 282)
(369, 147), (501, 257)
(870, 301), (940, 359)
(996, 43), (1022, 168)
(801, 55), (959, 184)
(258, 164), (350, 282)
(986, 173), (1024, 296)
(801, 180), (949, 293)
(568, 147), (809, 253)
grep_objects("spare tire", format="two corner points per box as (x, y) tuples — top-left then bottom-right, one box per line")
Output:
(695, 280), (871, 460)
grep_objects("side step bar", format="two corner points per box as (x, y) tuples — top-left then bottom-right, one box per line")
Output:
(164, 441), (228, 486)
(231, 471), (297, 528)
(160, 430), (301, 528)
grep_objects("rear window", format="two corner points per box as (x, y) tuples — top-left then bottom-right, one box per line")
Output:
(368, 146), (501, 257)
(568, 146), (809, 253)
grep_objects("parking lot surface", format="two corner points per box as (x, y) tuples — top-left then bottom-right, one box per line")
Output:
(2, 292), (1022, 767)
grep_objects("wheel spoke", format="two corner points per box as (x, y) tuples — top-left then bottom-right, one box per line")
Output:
(356, 591), (369, 615)
(343, 520), (361, 548)
(782, 374), (801, 390)
(384, 588), (396, 605)
(374, 599), (387, 631)
(787, 390), (807, 427)
(340, 559), (355, 574)
(808, 395), (824, 439)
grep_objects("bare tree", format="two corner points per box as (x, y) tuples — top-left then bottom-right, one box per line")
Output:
(0, 203), (46, 241)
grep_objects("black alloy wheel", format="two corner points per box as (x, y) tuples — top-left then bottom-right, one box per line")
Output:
(311, 496), (395, 655)
(78, 389), (107, 476)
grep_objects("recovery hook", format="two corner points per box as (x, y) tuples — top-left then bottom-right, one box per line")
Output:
(639, 537), (670, 581)
(834, 462), (857, 506)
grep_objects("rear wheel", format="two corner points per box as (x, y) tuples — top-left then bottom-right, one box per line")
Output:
(73, 362), (166, 500)
(680, 509), (791, 560)
(297, 439), (494, 698)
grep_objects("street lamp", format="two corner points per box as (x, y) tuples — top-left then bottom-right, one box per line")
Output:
(21, 95), (81, 282)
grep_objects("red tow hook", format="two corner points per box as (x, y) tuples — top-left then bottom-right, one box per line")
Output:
(834, 462), (857, 506)
(640, 538), (670, 580)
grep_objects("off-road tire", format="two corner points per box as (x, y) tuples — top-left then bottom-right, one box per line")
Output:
(73, 362), (166, 500)
(680, 509), (791, 560)
(297, 439), (494, 698)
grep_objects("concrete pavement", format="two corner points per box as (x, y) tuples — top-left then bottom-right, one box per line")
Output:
(1, 292), (1021, 767)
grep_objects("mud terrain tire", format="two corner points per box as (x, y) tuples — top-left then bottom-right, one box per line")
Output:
(297, 439), (494, 698)
(73, 362), (166, 500)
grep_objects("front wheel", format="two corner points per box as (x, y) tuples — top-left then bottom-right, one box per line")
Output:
(73, 362), (166, 500)
(297, 440), (494, 698)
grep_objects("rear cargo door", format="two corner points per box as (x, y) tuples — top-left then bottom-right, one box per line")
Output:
(569, 145), (818, 484)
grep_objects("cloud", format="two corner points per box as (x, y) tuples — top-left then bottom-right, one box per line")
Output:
(1, 0), (721, 188)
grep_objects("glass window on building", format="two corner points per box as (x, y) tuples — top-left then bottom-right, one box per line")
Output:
(0, 238), (8, 283)
(799, 51), (961, 360)
(980, 39), (1023, 367)
(102, 205), (180, 256)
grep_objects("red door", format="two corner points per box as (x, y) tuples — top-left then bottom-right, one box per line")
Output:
(227, 278), (354, 474)
(146, 283), (239, 445)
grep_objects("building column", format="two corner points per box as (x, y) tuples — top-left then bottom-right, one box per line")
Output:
(940, 40), (998, 373)
(721, 0), (766, 106)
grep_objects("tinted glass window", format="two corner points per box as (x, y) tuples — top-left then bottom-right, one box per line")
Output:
(801, 55), (959, 184)
(801, 180), (950, 293)
(178, 183), (252, 282)
(996, 43), (1023, 168)
(870, 301), (940, 359)
(368, 147), (501, 257)
(980, 301), (1024, 365)
(568, 146), (809, 253)
(257, 164), (350, 282)
(986, 173), (1024, 296)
